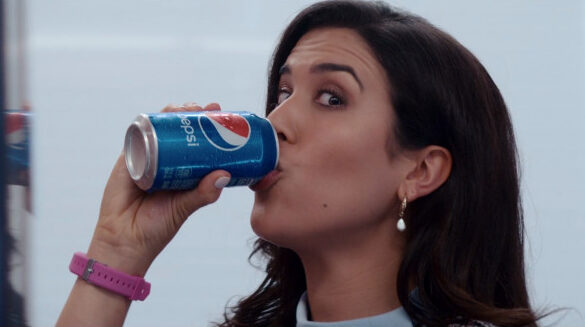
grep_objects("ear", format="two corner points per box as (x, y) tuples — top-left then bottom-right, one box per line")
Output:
(398, 145), (452, 201)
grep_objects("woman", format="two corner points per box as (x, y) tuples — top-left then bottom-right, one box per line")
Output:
(57, 1), (539, 326)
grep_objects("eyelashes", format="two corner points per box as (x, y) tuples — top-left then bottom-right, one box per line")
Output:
(276, 85), (347, 108)
(316, 88), (345, 107)
(277, 87), (291, 104)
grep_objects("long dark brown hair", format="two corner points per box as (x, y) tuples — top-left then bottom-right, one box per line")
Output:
(218, 1), (538, 326)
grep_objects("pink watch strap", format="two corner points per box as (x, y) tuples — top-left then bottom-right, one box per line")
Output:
(69, 252), (151, 301)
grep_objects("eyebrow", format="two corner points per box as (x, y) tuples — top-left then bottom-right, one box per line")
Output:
(279, 62), (364, 91)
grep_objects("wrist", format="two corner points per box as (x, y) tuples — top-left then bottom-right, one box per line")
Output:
(87, 240), (152, 277)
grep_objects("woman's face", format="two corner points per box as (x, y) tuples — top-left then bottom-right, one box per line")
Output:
(251, 28), (411, 251)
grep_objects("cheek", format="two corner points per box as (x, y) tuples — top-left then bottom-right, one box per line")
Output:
(314, 128), (393, 187)
(297, 131), (398, 221)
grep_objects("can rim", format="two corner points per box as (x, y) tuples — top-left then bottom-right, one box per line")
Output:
(124, 114), (158, 191)
(268, 118), (279, 170)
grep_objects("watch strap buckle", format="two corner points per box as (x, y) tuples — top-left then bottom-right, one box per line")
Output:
(82, 258), (96, 281)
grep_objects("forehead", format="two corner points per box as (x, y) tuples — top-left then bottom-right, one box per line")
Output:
(285, 27), (386, 85)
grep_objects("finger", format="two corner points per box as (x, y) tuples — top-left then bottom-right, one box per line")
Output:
(99, 154), (144, 218)
(182, 102), (204, 112)
(162, 103), (183, 113)
(172, 170), (231, 220)
(203, 102), (221, 111)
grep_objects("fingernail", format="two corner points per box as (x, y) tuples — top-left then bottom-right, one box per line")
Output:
(214, 176), (230, 189)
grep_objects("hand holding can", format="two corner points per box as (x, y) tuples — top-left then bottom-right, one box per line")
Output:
(85, 103), (234, 282)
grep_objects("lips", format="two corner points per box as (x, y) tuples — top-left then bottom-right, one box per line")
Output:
(250, 168), (281, 192)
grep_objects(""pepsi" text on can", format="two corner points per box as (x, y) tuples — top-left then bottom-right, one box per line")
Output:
(124, 111), (279, 191)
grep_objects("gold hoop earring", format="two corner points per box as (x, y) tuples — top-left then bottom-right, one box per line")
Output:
(397, 197), (407, 232)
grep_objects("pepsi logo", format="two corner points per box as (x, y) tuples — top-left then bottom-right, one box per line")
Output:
(6, 113), (27, 149)
(198, 112), (251, 151)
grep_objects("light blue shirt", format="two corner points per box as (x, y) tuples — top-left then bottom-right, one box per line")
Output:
(295, 292), (414, 327)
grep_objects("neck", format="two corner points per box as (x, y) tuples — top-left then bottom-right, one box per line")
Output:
(295, 222), (404, 322)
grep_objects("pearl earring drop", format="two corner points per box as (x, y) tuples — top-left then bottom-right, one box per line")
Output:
(397, 197), (407, 232)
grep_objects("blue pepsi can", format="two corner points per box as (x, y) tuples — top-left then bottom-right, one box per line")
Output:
(124, 111), (279, 191)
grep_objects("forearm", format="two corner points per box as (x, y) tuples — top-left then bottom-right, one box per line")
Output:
(56, 243), (151, 327)
(56, 278), (131, 327)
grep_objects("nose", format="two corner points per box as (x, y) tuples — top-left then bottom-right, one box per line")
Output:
(267, 101), (298, 145)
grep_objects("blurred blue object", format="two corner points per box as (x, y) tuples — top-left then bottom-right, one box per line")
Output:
(5, 111), (31, 186)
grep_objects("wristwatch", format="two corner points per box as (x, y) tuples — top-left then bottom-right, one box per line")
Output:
(69, 252), (151, 301)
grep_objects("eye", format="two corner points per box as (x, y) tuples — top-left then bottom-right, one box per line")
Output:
(317, 90), (345, 107)
(277, 88), (291, 104)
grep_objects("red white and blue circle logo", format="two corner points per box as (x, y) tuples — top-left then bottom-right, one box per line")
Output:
(199, 112), (251, 151)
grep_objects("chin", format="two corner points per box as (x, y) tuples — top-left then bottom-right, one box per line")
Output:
(250, 208), (298, 249)
(250, 203), (271, 237)
(250, 209), (280, 244)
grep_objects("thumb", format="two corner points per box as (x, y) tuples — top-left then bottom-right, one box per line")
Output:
(172, 170), (231, 219)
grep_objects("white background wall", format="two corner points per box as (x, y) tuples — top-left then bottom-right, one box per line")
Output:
(25, 1), (584, 326)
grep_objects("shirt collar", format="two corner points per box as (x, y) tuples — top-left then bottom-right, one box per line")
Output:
(295, 292), (413, 327)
